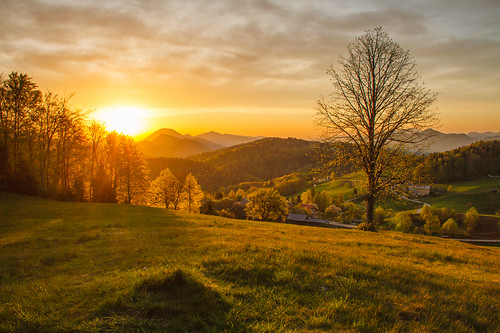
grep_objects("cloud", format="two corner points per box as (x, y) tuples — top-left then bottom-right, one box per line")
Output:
(0, 0), (498, 132)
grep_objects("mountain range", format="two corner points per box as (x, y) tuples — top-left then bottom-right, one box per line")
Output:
(136, 128), (264, 158)
(421, 129), (500, 153)
(137, 128), (499, 158)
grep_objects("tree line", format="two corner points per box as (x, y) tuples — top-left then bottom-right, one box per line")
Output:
(427, 140), (500, 183)
(0, 72), (208, 212)
(0, 72), (150, 203)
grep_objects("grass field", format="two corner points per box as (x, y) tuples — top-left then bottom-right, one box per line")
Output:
(428, 178), (500, 214)
(314, 179), (358, 198)
(1, 194), (499, 332)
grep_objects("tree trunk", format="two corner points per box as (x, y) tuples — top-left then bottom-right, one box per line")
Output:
(366, 193), (375, 225)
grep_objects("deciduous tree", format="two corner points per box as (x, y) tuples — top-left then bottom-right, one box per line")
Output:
(315, 27), (438, 228)
(464, 207), (479, 233)
(245, 188), (288, 222)
(183, 173), (203, 212)
(149, 168), (182, 209)
(118, 135), (149, 204)
(441, 218), (458, 237)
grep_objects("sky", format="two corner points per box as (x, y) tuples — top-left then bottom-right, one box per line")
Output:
(1, 0), (499, 139)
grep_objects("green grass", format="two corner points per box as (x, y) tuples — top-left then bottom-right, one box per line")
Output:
(1, 193), (499, 332)
(314, 179), (359, 199)
(428, 178), (500, 214)
(435, 177), (500, 194)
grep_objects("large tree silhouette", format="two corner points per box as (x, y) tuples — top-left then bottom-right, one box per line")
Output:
(316, 28), (438, 227)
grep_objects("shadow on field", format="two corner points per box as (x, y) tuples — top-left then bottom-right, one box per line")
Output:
(96, 269), (250, 332)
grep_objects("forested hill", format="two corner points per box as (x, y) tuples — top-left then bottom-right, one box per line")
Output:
(147, 138), (315, 192)
(427, 140), (500, 183)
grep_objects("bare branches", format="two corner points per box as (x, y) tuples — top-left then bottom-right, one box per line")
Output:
(315, 27), (439, 225)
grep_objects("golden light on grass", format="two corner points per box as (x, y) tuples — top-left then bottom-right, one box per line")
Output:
(92, 106), (150, 137)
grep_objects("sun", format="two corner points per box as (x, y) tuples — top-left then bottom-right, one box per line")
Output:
(92, 106), (148, 137)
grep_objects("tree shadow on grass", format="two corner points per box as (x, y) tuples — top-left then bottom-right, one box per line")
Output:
(95, 269), (250, 332)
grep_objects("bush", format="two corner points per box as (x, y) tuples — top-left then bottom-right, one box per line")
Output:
(235, 189), (246, 201)
(373, 206), (386, 226)
(413, 226), (425, 235)
(340, 201), (363, 223)
(357, 222), (377, 232)
(324, 204), (341, 220)
(441, 218), (459, 237)
(394, 211), (412, 233)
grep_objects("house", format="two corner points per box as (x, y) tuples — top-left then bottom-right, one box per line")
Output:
(408, 185), (431, 197)
(286, 213), (356, 229)
(286, 213), (308, 222)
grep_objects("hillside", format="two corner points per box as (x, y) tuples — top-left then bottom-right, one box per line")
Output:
(0, 194), (499, 332)
(427, 140), (500, 183)
(147, 137), (316, 191)
(428, 177), (500, 215)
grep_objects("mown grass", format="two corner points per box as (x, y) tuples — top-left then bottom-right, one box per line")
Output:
(1, 193), (499, 332)
(313, 179), (359, 199)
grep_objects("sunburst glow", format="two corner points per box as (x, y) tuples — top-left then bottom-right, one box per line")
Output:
(92, 107), (148, 137)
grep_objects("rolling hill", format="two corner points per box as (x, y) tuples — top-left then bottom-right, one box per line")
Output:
(0, 194), (498, 331)
(147, 137), (316, 191)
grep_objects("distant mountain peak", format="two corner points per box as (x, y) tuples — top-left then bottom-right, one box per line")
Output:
(421, 129), (499, 153)
(146, 128), (183, 141)
(138, 128), (265, 158)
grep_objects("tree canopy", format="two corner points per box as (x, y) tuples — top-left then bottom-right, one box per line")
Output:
(245, 188), (288, 222)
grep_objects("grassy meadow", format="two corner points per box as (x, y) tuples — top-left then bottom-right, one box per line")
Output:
(428, 178), (500, 214)
(1, 193), (499, 332)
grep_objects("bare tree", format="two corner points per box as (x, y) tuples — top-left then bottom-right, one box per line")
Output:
(315, 27), (438, 227)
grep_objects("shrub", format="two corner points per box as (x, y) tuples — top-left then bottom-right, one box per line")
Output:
(423, 214), (441, 235)
(413, 226), (425, 235)
(235, 189), (246, 201)
(324, 204), (341, 220)
(217, 209), (235, 218)
(357, 222), (377, 232)
(340, 202), (363, 223)
(441, 218), (459, 237)
(373, 206), (386, 226)
(464, 207), (479, 233)
(394, 211), (412, 233)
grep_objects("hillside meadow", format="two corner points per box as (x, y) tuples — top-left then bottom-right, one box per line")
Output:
(0, 194), (499, 332)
